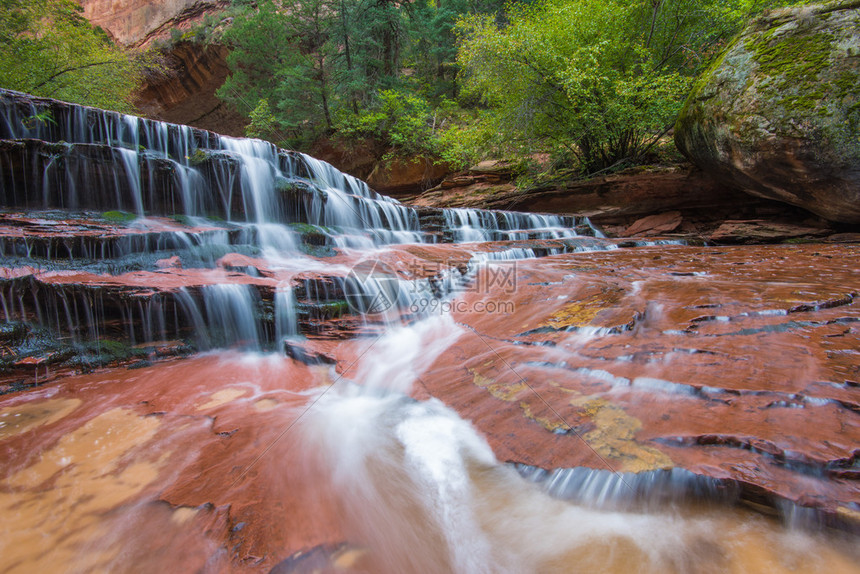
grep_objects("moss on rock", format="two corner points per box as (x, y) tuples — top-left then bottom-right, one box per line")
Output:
(675, 1), (860, 223)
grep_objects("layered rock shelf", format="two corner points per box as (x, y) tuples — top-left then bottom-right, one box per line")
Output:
(0, 90), (858, 573)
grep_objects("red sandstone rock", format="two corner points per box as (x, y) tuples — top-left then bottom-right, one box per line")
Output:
(365, 156), (450, 197)
(418, 244), (860, 525)
(709, 220), (832, 244)
(76, 1), (246, 135)
(623, 211), (683, 237)
(135, 42), (247, 136)
(80, 0), (228, 47)
(156, 255), (182, 269)
(407, 164), (816, 235)
(1, 242), (859, 571)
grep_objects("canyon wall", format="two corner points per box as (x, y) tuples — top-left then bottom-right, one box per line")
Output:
(80, 0), (246, 135)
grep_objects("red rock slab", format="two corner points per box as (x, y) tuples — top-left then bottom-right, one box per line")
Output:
(33, 267), (280, 293)
(0, 212), (231, 239)
(0, 266), (38, 279)
(624, 211), (683, 237)
(708, 220), (832, 244)
(0, 353), (348, 573)
(418, 243), (860, 523)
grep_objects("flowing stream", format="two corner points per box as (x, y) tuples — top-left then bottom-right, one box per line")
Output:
(296, 316), (858, 574)
(0, 89), (857, 573)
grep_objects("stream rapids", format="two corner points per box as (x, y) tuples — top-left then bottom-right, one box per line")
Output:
(0, 89), (857, 573)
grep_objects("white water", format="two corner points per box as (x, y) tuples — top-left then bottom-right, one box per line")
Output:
(0, 90), (606, 256)
(297, 314), (858, 574)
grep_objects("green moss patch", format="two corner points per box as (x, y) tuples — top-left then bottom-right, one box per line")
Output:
(102, 210), (138, 223)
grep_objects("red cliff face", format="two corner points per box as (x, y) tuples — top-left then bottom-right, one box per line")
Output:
(79, 0), (246, 135)
(135, 42), (247, 136)
(80, 0), (228, 47)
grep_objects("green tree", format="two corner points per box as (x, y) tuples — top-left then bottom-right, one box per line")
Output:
(336, 89), (454, 158)
(452, 0), (805, 174)
(246, 98), (279, 140)
(404, 0), (504, 98)
(455, 0), (690, 173)
(218, 0), (343, 147)
(218, 0), (505, 152)
(631, 0), (803, 74)
(0, 0), (150, 111)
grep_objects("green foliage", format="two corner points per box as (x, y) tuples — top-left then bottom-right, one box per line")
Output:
(0, 0), (153, 111)
(335, 90), (451, 158)
(218, 0), (340, 147)
(188, 149), (213, 166)
(453, 1), (690, 173)
(246, 98), (279, 140)
(214, 0), (805, 174)
(22, 109), (57, 129)
(218, 0), (504, 151)
(451, 0), (806, 174)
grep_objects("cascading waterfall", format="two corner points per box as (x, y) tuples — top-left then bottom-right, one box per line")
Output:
(0, 90), (857, 574)
(0, 89), (599, 251)
(444, 207), (602, 242)
(0, 89), (429, 246)
(0, 88), (605, 350)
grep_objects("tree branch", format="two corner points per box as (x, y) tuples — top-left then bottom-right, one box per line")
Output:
(31, 59), (122, 91)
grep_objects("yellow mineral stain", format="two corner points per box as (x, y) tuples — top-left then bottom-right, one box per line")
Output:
(471, 371), (527, 402)
(540, 289), (623, 330)
(518, 401), (569, 433)
(0, 407), (165, 574)
(471, 368), (673, 472)
(254, 398), (279, 412)
(0, 397), (81, 441)
(333, 547), (369, 569)
(196, 387), (247, 411)
(472, 370), (567, 431)
(571, 395), (673, 473)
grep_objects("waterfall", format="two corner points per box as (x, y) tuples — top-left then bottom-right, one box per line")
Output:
(0, 91), (855, 574)
(274, 284), (298, 342)
(444, 207), (587, 242)
(0, 88), (599, 253)
(0, 88), (605, 350)
(0, 89), (610, 352)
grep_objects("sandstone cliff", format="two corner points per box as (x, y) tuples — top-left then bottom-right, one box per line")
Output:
(80, 0), (246, 135)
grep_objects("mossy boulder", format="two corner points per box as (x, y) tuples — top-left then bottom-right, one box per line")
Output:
(675, 1), (860, 223)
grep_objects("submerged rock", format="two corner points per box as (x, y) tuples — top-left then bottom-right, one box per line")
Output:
(675, 0), (860, 223)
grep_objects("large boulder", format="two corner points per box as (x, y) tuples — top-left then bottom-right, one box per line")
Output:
(365, 156), (450, 197)
(675, 1), (860, 223)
